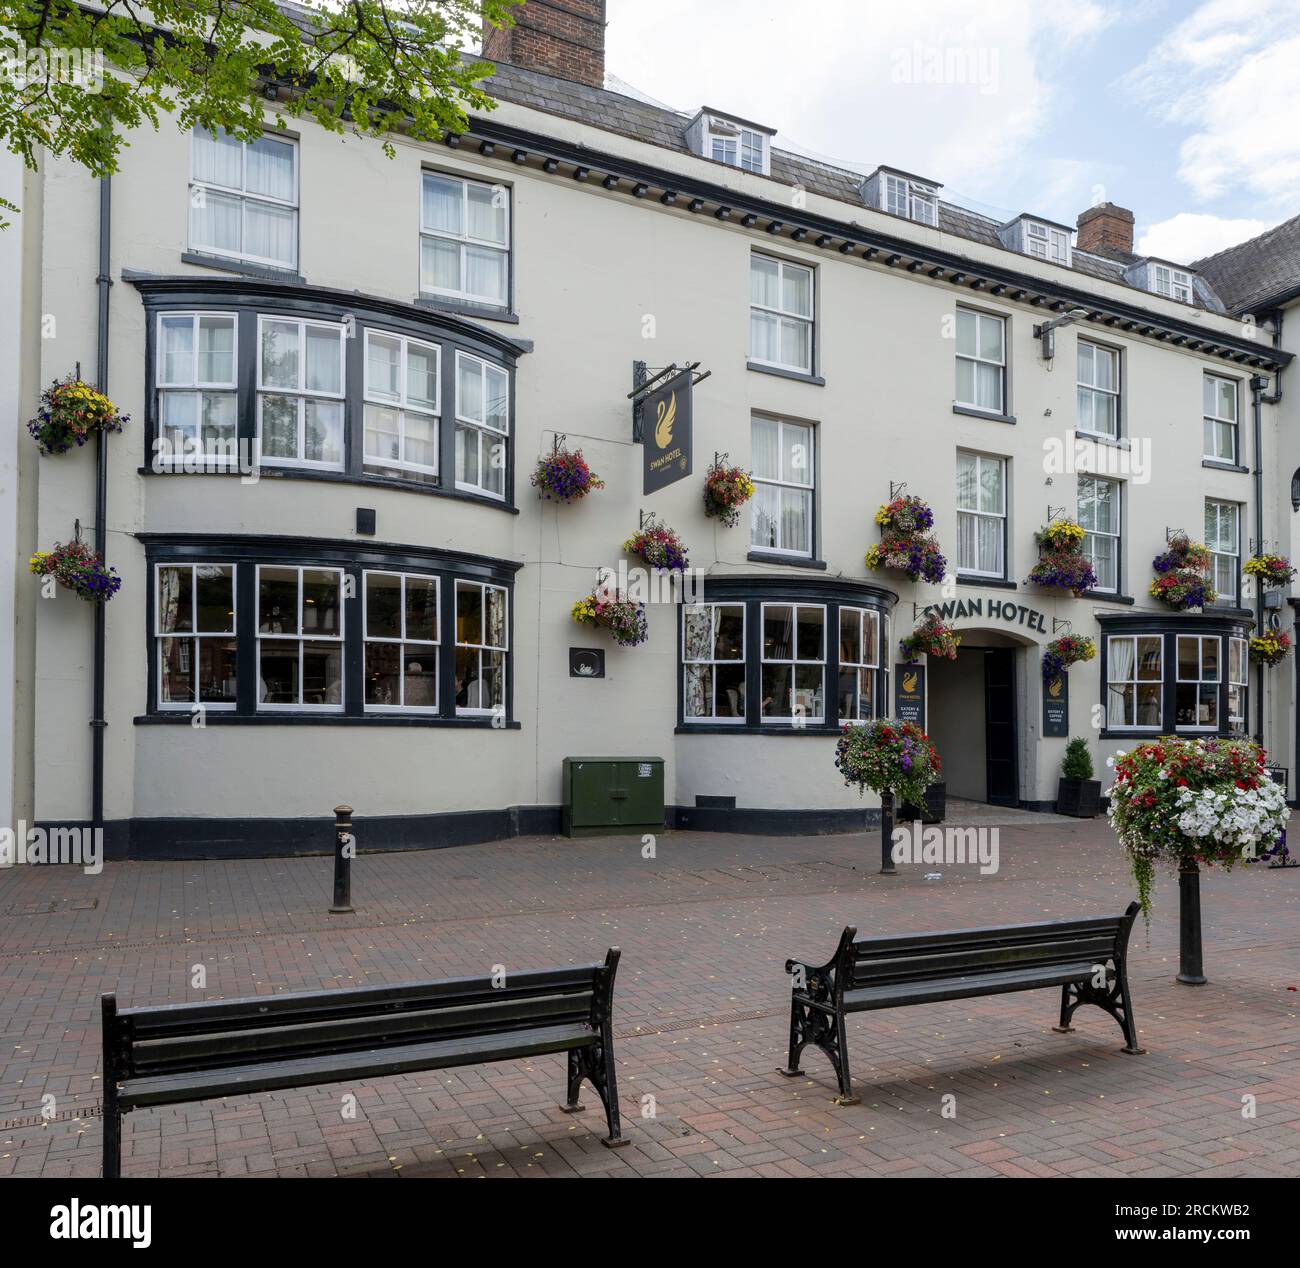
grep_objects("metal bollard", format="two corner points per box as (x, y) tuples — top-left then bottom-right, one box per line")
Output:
(330, 804), (354, 914)
(879, 791), (897, 875)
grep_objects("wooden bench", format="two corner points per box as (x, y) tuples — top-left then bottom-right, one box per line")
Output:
(780, 906), (1144, 1104)
(101, 949), (627, 1177)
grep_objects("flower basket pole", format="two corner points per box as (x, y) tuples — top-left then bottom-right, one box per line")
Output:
(1177, 860), (1207, 985)
(879, 790), (896, 876)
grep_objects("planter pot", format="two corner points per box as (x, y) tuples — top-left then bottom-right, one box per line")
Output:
(900, 781), (946, 824)
(1056, 777), (1101, 818)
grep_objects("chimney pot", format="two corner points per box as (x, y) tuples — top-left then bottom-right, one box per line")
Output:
(483, 0), (607, 90)
(1076, 202), (1135, 258)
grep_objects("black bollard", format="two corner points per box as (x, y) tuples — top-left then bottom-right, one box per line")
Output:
(879, 791), (897, 875)
(1176, 860), (1206, 985)
(330, 804), (354, 914)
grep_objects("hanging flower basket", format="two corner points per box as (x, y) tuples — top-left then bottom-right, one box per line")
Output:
(834, 718), (942, 808)
(1249, 631), (1293, 667)
(1024, 519), (1096, 597)
(899, 611), (960, 663)
(531, 444), (605, 503)
(1244, 553), (1297, 589)
(702, 456), (755, 528)
(29, 540), (122, 603)
(27, 376), (128, 456)
(624, 516), (690, 572)
(1150, 535), (1217, 610)
(864, 495), (947, 585)
(1042, 634), (1096, 680)
(1107, 737), (1288, 917)
(571, 590), (648, 647)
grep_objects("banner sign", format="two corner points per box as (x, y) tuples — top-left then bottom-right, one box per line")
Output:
(1043, 672), (1069, 737)
(894, 664), (926, 726)
(642, 370), (693, 495)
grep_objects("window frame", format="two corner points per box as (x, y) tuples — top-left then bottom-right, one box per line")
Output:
(1203, 372), (1239, 464)
(154, 311), (241, 469)
(836, 606), (881, 723)
(760, 602), (827, 725)
(362, 570), (441, 714)
(454, 579), (509, 717)
(883, 173), (938, 226)
(682, 603), (747, 724)
(1228, 636), (1248, 734)
(954, 307), (1007, 415)
(1205, 499), (1240, 606)
(1152, 264), (1193, 302)
(1105, 634), (1164, 732)
(1076, 339), (1121, 440)
(154, 562), (239, 712)
(254, 564), (347, 713)
(255, 315), (348, 473)
(749, 414), (816, 560)
(1024, 220), (1070, 265)
(419, 170), (512, 310)
(362, 329), (441, 481)
(454, 349), (511, 500)
(956, 450), (1007, 580)
(188, 128), (300, 271)
(1175, 634), (1221, 732)
(1077, 474), (1121, 595)
(749, 252), (815, 376)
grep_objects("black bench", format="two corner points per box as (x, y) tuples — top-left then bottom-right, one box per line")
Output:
(780, 905), (1144, 1104)
(101, 948), (627, 1177)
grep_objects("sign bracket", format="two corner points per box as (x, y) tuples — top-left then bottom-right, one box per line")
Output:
(1052, 617), (1073, 635)
(890, 481), (907, 500)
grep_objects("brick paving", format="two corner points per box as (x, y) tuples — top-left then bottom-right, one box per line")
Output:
(1, 815), (1298, 1178)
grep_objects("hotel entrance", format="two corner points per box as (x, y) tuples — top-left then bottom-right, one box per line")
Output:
(926, 632), (1027, 807)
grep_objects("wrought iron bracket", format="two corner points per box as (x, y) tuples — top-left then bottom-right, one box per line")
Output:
(1052, 617), (1073, 635)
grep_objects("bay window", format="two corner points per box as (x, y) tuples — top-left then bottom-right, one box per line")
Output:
(256, 566), (345, 710)
(1228, 637), (1248, 733)
(420, 171), (510, 308)
(155, 564), (237, 709)
(455, 581), (508, 714)
(1106, 635), (1162, 730)
(1176, 635), (1220, 730)
(683, 604), (746, 722)
(455, 352), (510, 498)
(364, 331), (440, 482)
(761, 604), (825, 723)
(364, 572), (439, 711)
(837, 607), (880, 722)
(257, 317), (346, 470)
(156, 313), (238, 464)
(189, 128), (298, 270)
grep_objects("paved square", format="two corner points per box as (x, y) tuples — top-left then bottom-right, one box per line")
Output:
(1, 812), (1298, 1178)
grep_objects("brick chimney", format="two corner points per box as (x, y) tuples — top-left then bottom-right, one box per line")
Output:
(1076, 202), (1135, 258)
(483, 0), (607, 89)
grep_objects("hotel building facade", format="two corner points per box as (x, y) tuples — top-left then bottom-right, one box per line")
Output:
(2, 0), (1298, 856)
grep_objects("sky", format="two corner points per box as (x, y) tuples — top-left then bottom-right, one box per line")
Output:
(600, 0), (1300, 264)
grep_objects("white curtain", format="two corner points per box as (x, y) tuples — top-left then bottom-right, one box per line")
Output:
(244, 201), (294, 267)
(422, 174), (463, 234)
(464, 245), (506, 303)
(245, 136), (294, 201)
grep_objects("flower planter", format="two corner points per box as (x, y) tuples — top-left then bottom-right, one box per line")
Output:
(864, 495), (947, 585)
(900, 780), (945, 824)
(531, 444), (604, 503)
(27, 376), (128, 456)
(1055, 777), (1101, 818)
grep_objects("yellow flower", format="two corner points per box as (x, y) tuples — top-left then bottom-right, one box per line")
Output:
(29, 551), (50, 575)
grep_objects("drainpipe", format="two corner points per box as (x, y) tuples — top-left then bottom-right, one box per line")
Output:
(91, 177), (111, 832)
(1250, 373), (1266, 745)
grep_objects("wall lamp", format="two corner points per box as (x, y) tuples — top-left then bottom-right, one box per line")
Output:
(1033, 307), (1088, 360)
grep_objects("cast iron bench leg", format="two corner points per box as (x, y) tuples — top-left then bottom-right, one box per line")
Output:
(778, 996), (809, 1077)
(559, 1049), (586, 1115)
(102, 1103), (121, 1180)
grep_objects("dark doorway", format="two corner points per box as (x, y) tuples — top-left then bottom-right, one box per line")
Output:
(984, 648), (1019, 806)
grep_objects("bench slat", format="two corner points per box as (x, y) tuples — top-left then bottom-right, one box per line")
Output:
(846, 917), (1124, 960)
(852, 935), (1118, 988)
(117, 1023), (598, 1110)
(126, 991), (595, 1076)
(121, 966), (602, 1038)
(841, 962), (1097, 1012)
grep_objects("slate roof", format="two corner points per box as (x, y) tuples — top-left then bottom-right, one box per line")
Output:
(1194, 215), (1300, 316)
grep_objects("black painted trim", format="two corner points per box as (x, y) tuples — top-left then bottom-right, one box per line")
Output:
(1202, 459), (1250, 474)
(746, 361), (826, 386)
(746, 551), (828, 571)
(1082, 591), (1136, 605)
(414, 296), (520, 326)
(181, 252), (306, 285)
(957, 575), (1017, 590)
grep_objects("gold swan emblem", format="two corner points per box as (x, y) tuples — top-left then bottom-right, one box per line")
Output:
(654, 391), (676, 449)
(902, 670), (919, 693)
(1048, 676), (1063, 698)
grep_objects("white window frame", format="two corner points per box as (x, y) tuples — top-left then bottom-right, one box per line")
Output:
(455, 580), (508, 717)
(454, 350), (510, 500)
(1106, 634), (1163, 731)
(838, 606), (880, 723)
(1228, 636), (1248, 733)
(955, 308), (1007, 414)
(750, 415), (815, 559)
(1077, 340), (1120, 439)
(1205, 499), (1240, 604)
(1203, 373), (1239, 464)
(362, 571), (440, 713)
(749, 253), (815, 375)
(706, 120), (767, 173)
(883, 174), (938, 226)
(1152, 264), (1193, 302)
(188, 129), (299, 270)
(760, 602), (826, 724)
(1176, 634), (1220, 732)
(255, 565), (346, 713)
(155, 311), (240, 468)
(1025, 220), (1070, 265)
(1077, 475), (1120, 595)
(154, 563), (238, 711)
(255, 316), (346, 472)
(682, 603), (747, 724)
(419, 171), (511, 308)
(363, 330), (441, 480)
(956, 451), (1007, 579)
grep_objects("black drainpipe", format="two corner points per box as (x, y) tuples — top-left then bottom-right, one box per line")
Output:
(92, 177), (111, 832)
(1250, 372), (1267, 745)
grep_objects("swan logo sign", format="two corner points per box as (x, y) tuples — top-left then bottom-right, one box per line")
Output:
(642, 371), (692, 495)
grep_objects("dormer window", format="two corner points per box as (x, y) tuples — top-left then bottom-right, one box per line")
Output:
(884, 174), (937, 226)
(1152, 264), (1192, 302)
(686, 109), (773, 176)
(997, 215), (1072, 267)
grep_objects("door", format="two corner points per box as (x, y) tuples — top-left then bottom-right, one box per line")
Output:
(984, 648), (1018, 806)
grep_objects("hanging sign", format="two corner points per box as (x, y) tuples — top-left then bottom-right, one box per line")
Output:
(1043, 673), (1069, 737)
(641, 370), (693, 495)
(894, 664), (926, 726)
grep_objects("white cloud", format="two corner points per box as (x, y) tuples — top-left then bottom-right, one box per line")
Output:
(603, 0), (1119, 203)
(1137, 212), (1270, 263)
(1125, 0), (1300, 211)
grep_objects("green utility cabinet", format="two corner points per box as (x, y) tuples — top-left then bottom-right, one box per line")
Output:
(562, 757), (665, 838)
